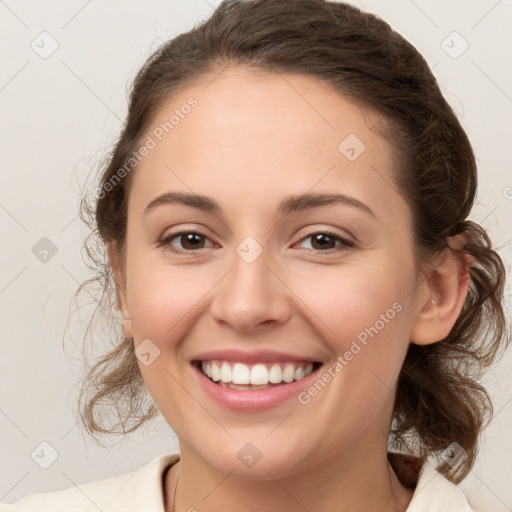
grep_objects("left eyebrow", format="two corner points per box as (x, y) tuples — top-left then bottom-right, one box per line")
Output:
(144, 191), (376, 218)
(278, 192), (376, 218)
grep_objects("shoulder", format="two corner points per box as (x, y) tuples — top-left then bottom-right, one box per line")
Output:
(406, 460), (480, 511)
(0, 453), (180, 512)
(388, 452), (482, 512)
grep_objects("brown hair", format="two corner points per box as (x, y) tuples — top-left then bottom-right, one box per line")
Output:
(73, 0), (510, 483)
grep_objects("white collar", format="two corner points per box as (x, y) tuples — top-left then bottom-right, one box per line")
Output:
(2, 452), (478, 511)
(127, 452), (477, 512)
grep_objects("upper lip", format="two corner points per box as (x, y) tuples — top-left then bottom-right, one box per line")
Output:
(191, 349), (322, 364)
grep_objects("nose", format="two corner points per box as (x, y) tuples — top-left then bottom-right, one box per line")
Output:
(209, 246), (291, 332)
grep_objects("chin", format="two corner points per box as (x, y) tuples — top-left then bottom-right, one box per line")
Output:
(194, 439), (317, 481)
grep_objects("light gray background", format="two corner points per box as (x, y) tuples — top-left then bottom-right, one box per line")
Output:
(1, 0), (511, 509)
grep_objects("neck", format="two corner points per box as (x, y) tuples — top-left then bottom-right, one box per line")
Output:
(166, 442), (414, 512)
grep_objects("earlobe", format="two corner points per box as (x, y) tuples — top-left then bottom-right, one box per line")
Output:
(107, 242), (133, 338)
(122, 319), (133, 339)
(410, 234), (472, 346)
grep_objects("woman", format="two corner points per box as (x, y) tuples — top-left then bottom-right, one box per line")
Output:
(2, 0), (509, 510)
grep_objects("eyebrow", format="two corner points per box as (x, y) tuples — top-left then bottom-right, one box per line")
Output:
(144, 191), (376, 218)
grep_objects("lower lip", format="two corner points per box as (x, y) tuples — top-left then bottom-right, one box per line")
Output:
(191, 362), (322, 412)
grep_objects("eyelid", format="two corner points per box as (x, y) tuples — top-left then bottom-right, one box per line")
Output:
(294, 225), (355, 243)
(158, 223), (213, 240)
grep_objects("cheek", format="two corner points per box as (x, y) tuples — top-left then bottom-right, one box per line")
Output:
(299, 258), (412, 381)
(126, 258), (208, 341)
(299, 260), (406, 336)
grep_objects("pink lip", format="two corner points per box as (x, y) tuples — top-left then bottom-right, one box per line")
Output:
(191, 361), (322, 412)
(191, 349), (321, 364)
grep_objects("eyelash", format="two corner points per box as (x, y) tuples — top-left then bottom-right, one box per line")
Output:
(157, 229), (355, 255)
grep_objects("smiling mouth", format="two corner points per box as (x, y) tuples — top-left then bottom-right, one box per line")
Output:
(192, 360), (323, 390)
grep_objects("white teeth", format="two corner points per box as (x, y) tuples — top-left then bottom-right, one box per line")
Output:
(210, 362), (221, 382)
(220, 362), (231, 383)
(294, 366), (305, 381)
(250, 364), (269, 385)
(199, 360), (316, 386)
(232, 362), (250, 384)
(268, 363), (282, 383)
(202, 361), (211, 378)
(282, 364), (295, 383)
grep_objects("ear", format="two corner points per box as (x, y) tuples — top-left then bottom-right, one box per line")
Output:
(107, 242), (133, 339)
(410, 233), (472, 345)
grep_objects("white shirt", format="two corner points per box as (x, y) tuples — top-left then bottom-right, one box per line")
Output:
(0, 452), (480, 511)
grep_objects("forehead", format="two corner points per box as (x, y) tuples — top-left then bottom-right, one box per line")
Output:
(130, 66), (408, 224)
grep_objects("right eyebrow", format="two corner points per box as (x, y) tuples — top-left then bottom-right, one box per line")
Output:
(145, 192), (220, 215)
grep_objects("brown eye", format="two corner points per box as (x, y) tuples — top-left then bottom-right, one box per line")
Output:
(158, 231), (213, 252)
(177, 232), (206, 250)
(296, 231), (354, 252)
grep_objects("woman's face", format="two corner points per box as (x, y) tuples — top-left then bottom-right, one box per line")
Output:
(114, 66), (428, 478)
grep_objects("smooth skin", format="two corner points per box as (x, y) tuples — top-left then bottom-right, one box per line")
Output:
(108, 65), (470, 512)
